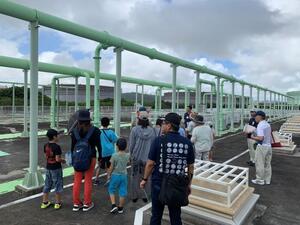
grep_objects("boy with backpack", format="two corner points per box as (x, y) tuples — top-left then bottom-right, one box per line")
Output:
(94, 117), (118, 185)
(107, 138), (130, 214)
(41, 129), (65, 210)
(70, 110), (102, 212)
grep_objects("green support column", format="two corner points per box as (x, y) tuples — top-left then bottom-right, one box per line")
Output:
(199, 83), (202, 111)
(158, 88), (162, 112)
(141, 85), (144, 106)
(94, 43), (105, 127)
(274, 93), (277, 118)
(195, 71), (200, 112)
(41, 85), (44, 120)
(220, 80), (227, 131)
(171, 64), (177, 112)
(50, 78), (56, 128)
(240, 84), (245, 129)
(21, 21), (44, 189)
(12, 83), (15, 122)
(56, 79), (60, 128)
(114, 48), (122, 136)
(135, 85), (139, 111)
(269, 92), (272, 118)
(215, 77), (221, 136)
(210, 86), (213, 112)
(176, 89), (179, 110)
(264, 90), (266, 110)
(184, 88), (188, 109)
(250, 86), (253, 109)
(85, 73), (91, 109)
(65, 87), (68, 120)
(257, 88), (260, 109)
(155, 88), (158, 113)
(75, 77), (78, 111)
(230, 82), (235, 132)
(22, 69), (29, 137)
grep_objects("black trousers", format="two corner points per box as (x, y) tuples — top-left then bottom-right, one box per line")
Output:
(150, 180), (182, 225)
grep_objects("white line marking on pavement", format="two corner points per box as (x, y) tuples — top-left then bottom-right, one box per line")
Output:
(0, 166), (131, 210)
(223, 149), (250, 165)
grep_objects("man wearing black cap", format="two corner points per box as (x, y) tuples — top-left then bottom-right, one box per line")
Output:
(251, 111), (272, 186)
(184, 105), (193, 128)
(245, 110), (258, 166)
(140, 113), (195, 225)
(70, 109), (102, 212)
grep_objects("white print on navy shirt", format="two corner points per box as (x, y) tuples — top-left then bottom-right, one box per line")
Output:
(159, 142), (189, 175)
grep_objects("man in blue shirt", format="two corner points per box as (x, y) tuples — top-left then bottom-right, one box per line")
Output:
(140, 113), (195, 225)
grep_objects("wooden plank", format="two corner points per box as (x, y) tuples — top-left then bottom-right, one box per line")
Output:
(189, 187), (254, 216)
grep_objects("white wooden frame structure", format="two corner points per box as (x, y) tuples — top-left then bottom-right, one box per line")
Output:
(191, 160), (249, 208)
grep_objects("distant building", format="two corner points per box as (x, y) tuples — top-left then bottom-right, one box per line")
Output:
(43, 84), (114, 102)
(163, 91), (250, 107)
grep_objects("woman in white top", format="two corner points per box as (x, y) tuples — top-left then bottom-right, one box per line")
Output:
(191, 115), (214, 161)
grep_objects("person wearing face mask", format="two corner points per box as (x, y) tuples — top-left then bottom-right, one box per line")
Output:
(70, 109), (102, 212)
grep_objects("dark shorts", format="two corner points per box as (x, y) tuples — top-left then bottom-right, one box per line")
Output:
(100, 156), (111, 169)
(43, 168), (63, 193)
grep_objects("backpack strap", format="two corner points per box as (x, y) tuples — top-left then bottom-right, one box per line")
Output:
(83, 126), (95, 141)
(73, 128), (81, 141)
(102, 129), (113, 143)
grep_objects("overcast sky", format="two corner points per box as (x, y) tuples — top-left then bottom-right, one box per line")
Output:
(0, 0), (299, 96)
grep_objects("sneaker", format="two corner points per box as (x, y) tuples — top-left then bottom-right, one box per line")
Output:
(110, 204), (118, 213)
(54, 203), (62, 210)
(118, 207), (124, 214)
(265, 181), (271, 185)
(249, 162), (255, 167)
(40, 201), (51, 209)
(72, 204), (83, 212)
(142, 198), (148, 203)
(251, 179), (265, 185)
(132, 198), (138, 203)
(83, 202), (94, 212)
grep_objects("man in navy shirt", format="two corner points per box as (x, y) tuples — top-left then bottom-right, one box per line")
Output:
(140, 113), (195, 225)
(184, 105), (193, 128)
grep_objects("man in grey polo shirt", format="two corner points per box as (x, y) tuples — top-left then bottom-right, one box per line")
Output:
(251, 111), (272, 185)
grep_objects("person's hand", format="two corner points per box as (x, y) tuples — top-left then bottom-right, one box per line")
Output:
(140, 180), (147, 189)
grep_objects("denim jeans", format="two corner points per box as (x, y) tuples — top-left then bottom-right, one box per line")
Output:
(150, 180), (182, 225)
(43, 168), (63, 193)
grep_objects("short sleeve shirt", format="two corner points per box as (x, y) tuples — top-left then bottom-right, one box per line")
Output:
(100, 129), (118, 157)
(256, 120), (272, 146)
(148, 132), (195, 182)
(111, 152), (130, 175)
(247, 117), (258, 138)
(44, 143), (62, 170)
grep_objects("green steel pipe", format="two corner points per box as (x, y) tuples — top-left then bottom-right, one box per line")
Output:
(0, 55), (196, 91)
(0, 1), (287, 97)
(141, 85), (144, 106)
(22, 69), (29, 137)
(171, 65), (177, 112)
(195, 71), (200, 112)
(135, 85), (138, 111)
(12, 83), (15, 122)
(56, 79), (60, 128)
(22, 21), (44, 189)
(269, 92), (272, 118)
(210, 86), (213, 111)
(263, 90), (266, 110)
(250, 86), (253, 109)
(41, 86), (44, 119)
(231, 82), (235, 132)
(158, 88), (162, 111)
(75, 77), (78, 111)
(114, 48), (122, 136)
(240, 84), (245, 129)
(184, 88), (188, 109)
(93, 43), (107, 127)
(65, 87), (68, 120)
(215, 77), (221, 136)
(155, 88), (158, 113)
(84, 72), (91, 109)
(50, 78), (57, 128)
(257, 88), (260, 109)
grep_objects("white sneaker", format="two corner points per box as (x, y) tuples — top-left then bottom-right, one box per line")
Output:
(265, 181), (271, 185)
(251, 179), (265, 185)
(83, 202), (94, 212)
